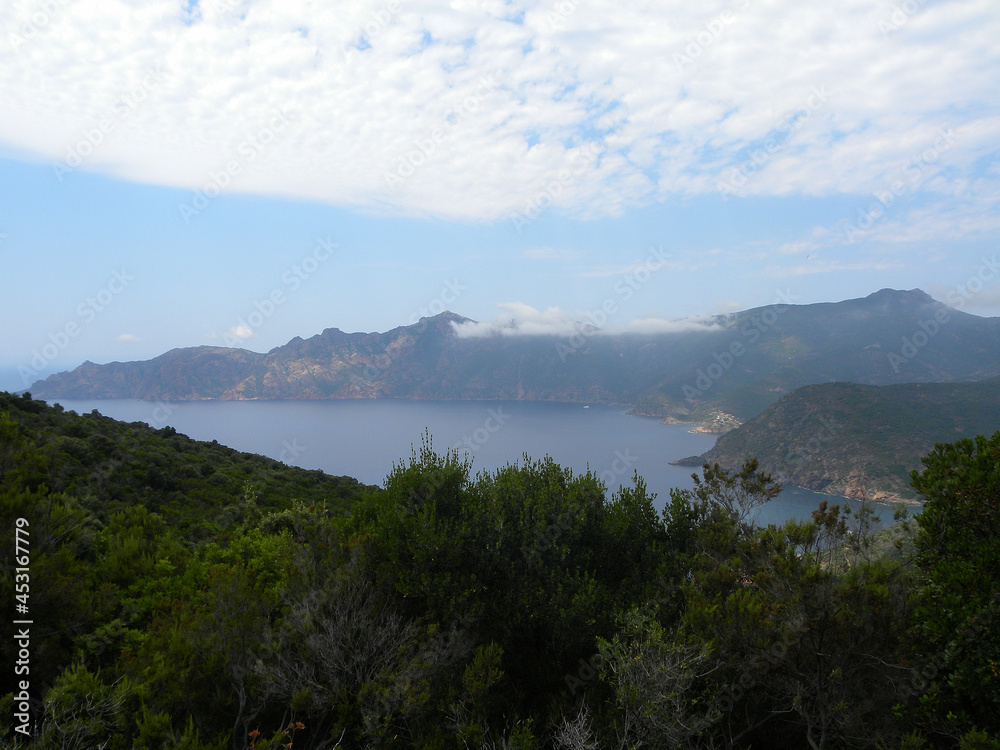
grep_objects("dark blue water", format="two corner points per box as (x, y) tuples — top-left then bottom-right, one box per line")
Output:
(46, 398), (903, 526)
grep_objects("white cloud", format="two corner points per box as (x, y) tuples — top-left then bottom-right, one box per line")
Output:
(619, 315), (725, 334)
(451, 303), (584, 337)
(0, 0), (997, 225)
(450, 302), (723, 337)
(116, 333), (142, 343)
(227, 324), (254, 340)
(775, 240), (820, 256)
(522, 245), (579, 261)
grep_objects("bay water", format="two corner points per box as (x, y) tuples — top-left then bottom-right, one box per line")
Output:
(47, 398), (902, 526)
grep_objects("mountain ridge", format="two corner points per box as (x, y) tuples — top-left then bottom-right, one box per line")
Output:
(28, 289), (1000, 423)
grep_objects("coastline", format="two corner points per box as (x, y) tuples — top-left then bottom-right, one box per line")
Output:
(660, 410), (743, 435)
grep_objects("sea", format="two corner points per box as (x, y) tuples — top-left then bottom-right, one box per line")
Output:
(45, 398), (904, 527)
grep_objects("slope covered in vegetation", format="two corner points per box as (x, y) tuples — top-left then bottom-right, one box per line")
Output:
(680, 378), (1000, 502)
(1, 392), (998, 749)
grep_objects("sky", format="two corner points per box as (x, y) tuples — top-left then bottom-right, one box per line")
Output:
(1, 0), (999, 392)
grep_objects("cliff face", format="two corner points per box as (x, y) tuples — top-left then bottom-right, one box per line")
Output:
(679, 380), (1000, 502)
(27, 291), (1000, 423)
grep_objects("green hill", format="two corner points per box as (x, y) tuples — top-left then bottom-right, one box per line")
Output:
(0, 390), (371, 537)
(677, 378), (1000, 502)
(2, 391), (999, 748)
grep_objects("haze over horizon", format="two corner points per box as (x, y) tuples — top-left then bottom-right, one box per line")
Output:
(2, 0), (999, 392)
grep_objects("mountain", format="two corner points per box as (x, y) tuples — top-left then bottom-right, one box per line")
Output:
(33, 346), (266, 400)
(674, 379), (1000, 502)
(633, 287), (1000, 419)
(28, 289), (1000, 422)
(0, 390), (371, 534)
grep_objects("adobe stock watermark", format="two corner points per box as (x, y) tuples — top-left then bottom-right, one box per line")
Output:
(784, 416), (840, 474)
(223, 236), (337, 346)
(407, 279), (467, 327)
(888, 253), (999, 373)
(674, 0), (751, 70)
(704, 625), (803, 723)
(52, 65), (164, 182)
(893, 600), (992, 705)
(450, 407), (510, 455)
(178, 108), (294, 223)
(877, 0), (926, 37)
(943, 252), (1000, 311)
(7, 0), (71, 51)
(343, 0), (404, 63)
(19, 269), (134, 387)
(683, 288), (800, 402)
(509, 125), (625, 233)
(545, 0), (578, 29)
(200, 0), (243, 21)
(522, 504), (582, 565)
(520, 447), (638, 564)
(357, 279), (468, 383)
(383, 76), (498, 190)
(278, 437), (306, 464)
(556, 246), (671, 361)
(844, 128), (955, 242)
(565, 651), (608, 696)
(90, 400), (178, 487)
(717, 86), (829, 197)
(674, 10), (735, 70)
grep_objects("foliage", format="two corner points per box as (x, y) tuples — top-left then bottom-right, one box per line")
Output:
(2, 392), (997, 749)
(906, 432), (1000, 741)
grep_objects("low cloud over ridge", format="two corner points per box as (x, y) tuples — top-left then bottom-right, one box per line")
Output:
(450, 303), (723, 338)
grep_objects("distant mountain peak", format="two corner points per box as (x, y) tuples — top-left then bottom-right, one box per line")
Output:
(414, 311), (474, 332)
(318, 311), (473, 339)
(26, 291), (1000, 408)
(422, 310), (470, 323)
(865, 288), (935, 304)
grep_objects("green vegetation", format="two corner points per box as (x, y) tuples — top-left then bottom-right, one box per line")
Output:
(689, 379), (1000, 502)
(2, 392), (998, 749)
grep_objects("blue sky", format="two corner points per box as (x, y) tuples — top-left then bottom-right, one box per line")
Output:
(1, 0), (999, 392)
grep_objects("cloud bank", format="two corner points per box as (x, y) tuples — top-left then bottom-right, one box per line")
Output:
(1, 0), (997, 225)
(450, 302), (723, 337)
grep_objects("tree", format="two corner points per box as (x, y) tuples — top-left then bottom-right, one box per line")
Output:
(597, 609), (717, 748)
(686, 458), (783, 532)
(34, 665), (135, 750)
(610, 460), (915, 749)
(347, 437), (673, 740)
(908, 432), (1000, 741)
(0, 410), (22, 483)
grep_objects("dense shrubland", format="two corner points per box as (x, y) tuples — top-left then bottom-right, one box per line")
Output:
(1, 391), (997, 749)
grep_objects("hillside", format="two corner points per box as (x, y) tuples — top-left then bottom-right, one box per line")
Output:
(28, 289), (1000, 423)
(0, 390), (372, 536)
(675, 379), (1000, 502)
(2, 391), (999, 747)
